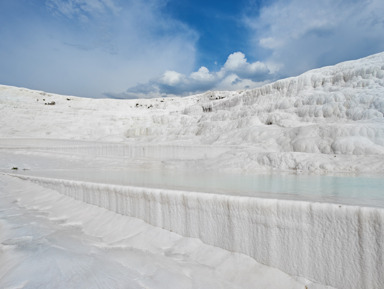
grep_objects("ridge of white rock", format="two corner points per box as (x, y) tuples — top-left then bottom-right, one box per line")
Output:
(2, 174), (326, 289)
(1, 52), (384, 289)
(1, 52), (384, 173)
(14, 174), (384, 289)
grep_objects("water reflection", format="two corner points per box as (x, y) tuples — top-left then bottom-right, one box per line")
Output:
(9, 167), (384, 208)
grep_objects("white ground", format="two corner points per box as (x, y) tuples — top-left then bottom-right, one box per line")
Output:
(1, 52), (384, 174)
(1, 52), (384, 288)
(0, 174), (331, 289)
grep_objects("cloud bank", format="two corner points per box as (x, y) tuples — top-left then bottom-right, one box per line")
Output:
(120, 0), (384, 98)
(1, 0), (383, 99)
(113, 52), (271, 98)
(0, 0), (197, 98)
(246, 0), (384, 77)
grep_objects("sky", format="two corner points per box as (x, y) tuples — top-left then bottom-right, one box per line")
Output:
(1, 0), (384, 99)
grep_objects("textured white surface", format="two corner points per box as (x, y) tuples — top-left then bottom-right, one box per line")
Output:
(16, 174), (384, 289)
(1, 52), (384, 173)
(1, 174), (323, 289)
(1, 52), (384, 288)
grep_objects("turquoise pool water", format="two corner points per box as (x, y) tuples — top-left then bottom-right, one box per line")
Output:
(6, 167), (384, 208)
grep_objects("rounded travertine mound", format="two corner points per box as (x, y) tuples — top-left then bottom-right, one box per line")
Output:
(1, 52), (384, 173)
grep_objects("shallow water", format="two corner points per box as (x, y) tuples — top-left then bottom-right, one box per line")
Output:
(1, 145), (383, 208)
(8, 166), (384, 208)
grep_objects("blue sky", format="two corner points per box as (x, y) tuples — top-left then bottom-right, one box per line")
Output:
(1, 0), (384, 98)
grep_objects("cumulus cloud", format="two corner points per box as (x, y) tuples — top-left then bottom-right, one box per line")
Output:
(0, 0), (197, 98)
(118, 0), (384, 99)
(3, 0), (381, 99)
(245, 0), (384, 77)
(113, 52), (271, 98)
(220, 52), (270, 80)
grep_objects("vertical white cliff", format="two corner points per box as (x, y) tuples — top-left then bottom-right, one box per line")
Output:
(20, 175), (384, 289)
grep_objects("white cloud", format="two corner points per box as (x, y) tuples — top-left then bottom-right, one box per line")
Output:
(245, 0), (384, 77)
(46, 0), (120, 20)
(118, 0), (384, 99)
(0, 0), (198, 98)
(190, 67), (215, 82)
(216, 74), (268, 91)
(224, 52), (248, 70)
(118, 52), (271, 98)
(159, 71), (186, 86)
(221, 52), (269, 80)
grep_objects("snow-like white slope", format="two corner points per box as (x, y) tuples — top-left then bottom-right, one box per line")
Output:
(1, 52), (384, 173)
(12, 174), (382, 289)
(1, 174), (324, 289)
(1, 52), (384, 289)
